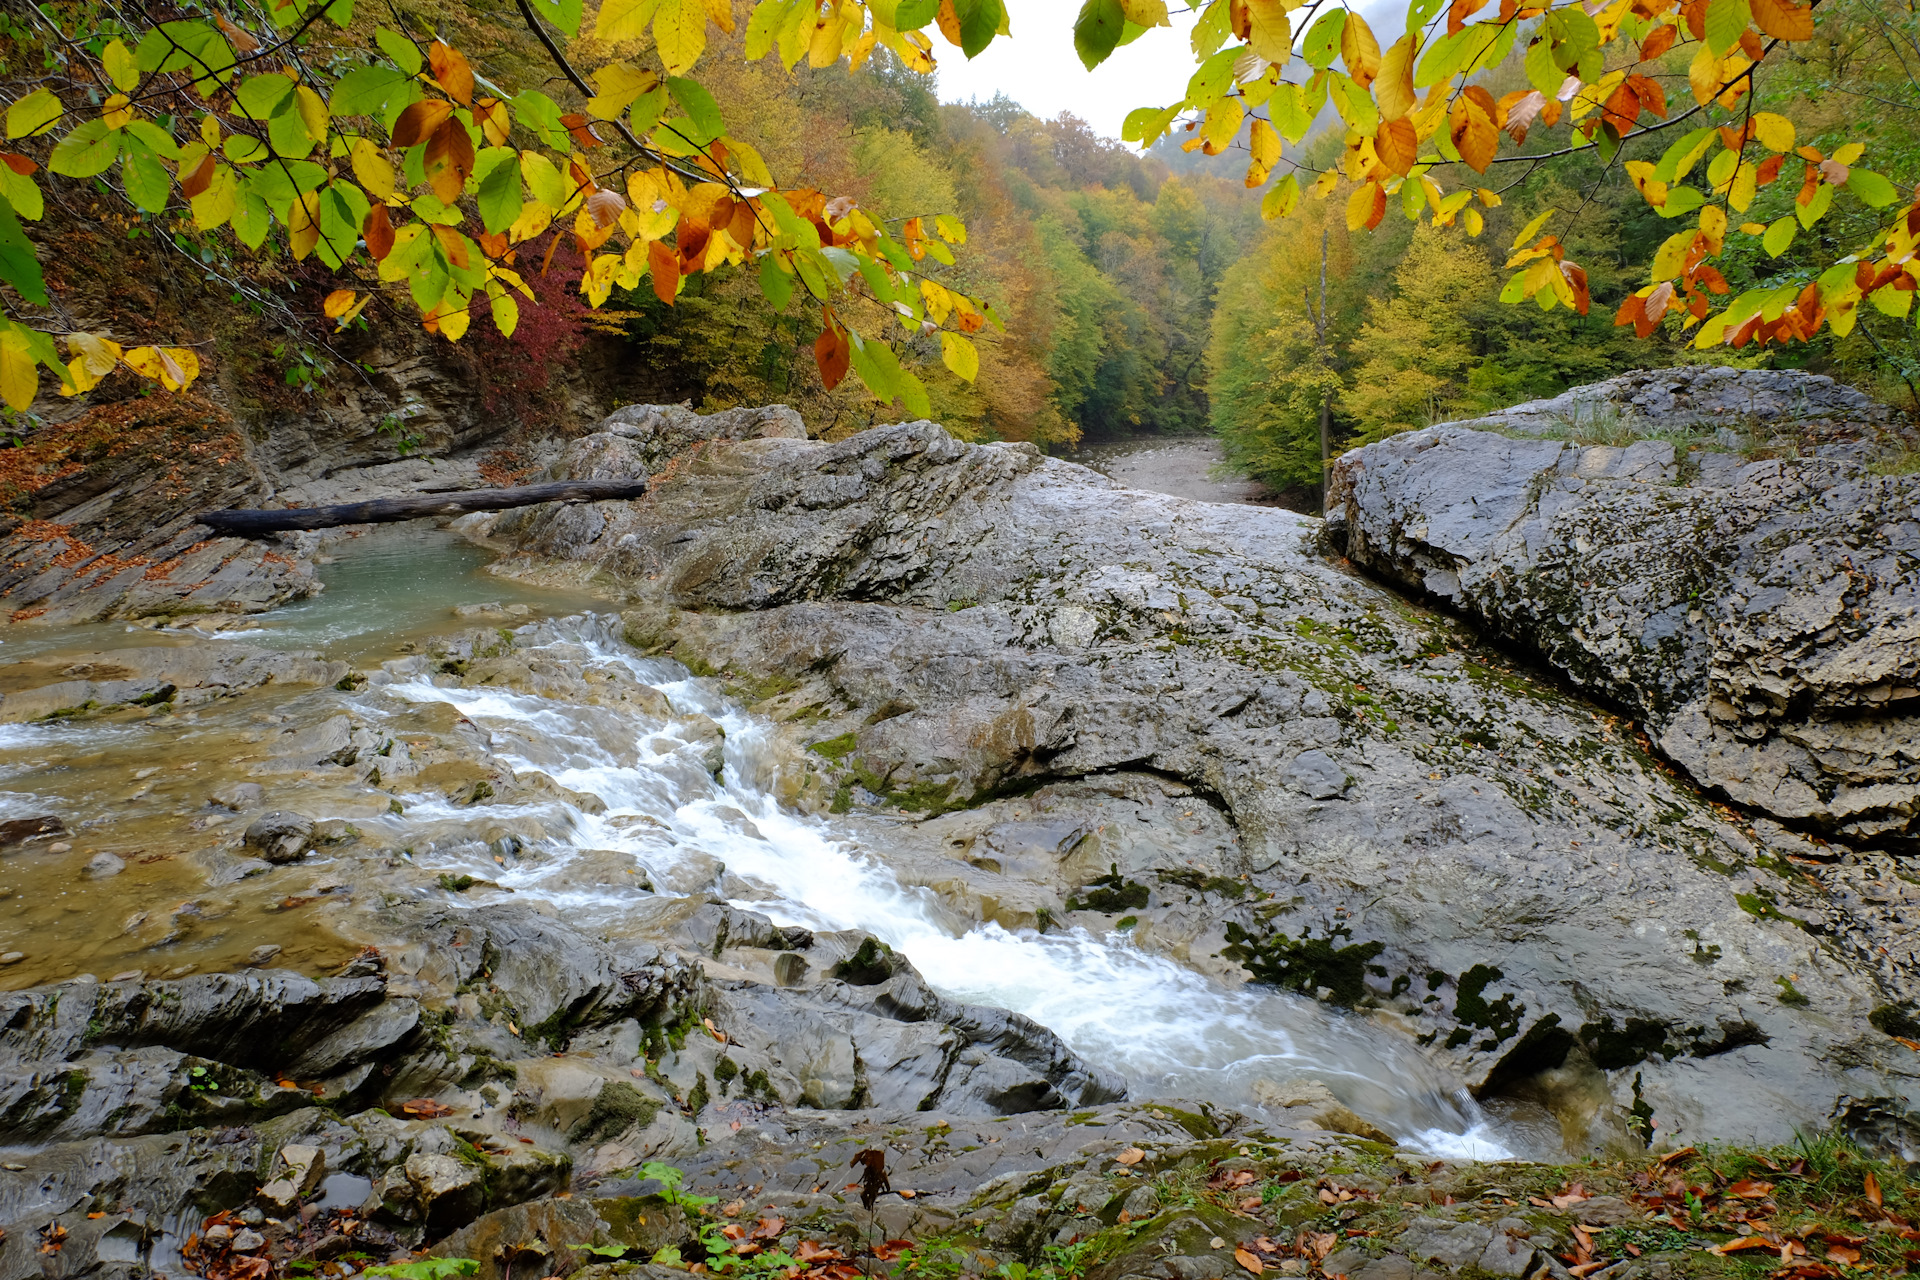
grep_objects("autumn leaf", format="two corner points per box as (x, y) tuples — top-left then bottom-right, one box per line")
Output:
(363, 204), (395, 260)
(1245, 117), (1281, 187)
(424, 117), (475, 204)
(1749, 0), (1813, 40)
(1341, 10), (1381, 89)
(1449, 87), (1498, 172)
(390, 99), (454, 148)
(1376, 117), (1417, 175)
(428, 41), (474, 104)
(399, 1097), (455, 1118)
(1116, 1147), (1146, 1166)
(1234, 1248), (1264, 1275)
(1864, 1171), (1882, 1207)
(941, 331), (978, 381)
(1639, 22), (1677, 60)
(1376, 34), (1417, 120)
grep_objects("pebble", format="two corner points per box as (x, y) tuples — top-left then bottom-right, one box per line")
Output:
(84, 852), (126, 878)
(47, 842), (70, 853)
(203, 1226), (234, 1245)
(231, 1229), (266, 1253)
(133, 767), (159, 780)
(246, 944), (283, 966)
(2, 1163), (23, 1172)
(167, 964), (196, 977)
(108, 970), (144, 983)
(0, 953), (24, 965)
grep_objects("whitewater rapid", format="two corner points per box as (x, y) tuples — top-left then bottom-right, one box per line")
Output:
(375, 616), (1524, 1160)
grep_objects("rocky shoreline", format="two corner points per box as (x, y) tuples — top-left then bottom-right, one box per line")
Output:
(0, 370), (1914, 1280)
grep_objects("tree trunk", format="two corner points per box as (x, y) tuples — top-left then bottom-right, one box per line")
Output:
(196, 479), (650, 538)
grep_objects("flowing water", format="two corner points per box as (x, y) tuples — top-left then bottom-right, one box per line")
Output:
(0, 525), (1553, 1162)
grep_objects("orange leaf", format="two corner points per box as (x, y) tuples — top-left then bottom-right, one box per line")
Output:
(1864, 1171), (1882, 1208)
(179, 152), (217, 199)
(1639, 23), (1677, 61)
(1450, 88), (1499, 172)
(428, 41), (474, 105)
(1116, 1147), (1146, 1166)
(814, 317), (849, 388)
(648, 239), (680, 305)
(399, 1098), (454, 1118)
(1375, 117), (1418, 175)
(0, 152), (37, 176)
(935, 0), (963, 46)
(323, 289), (357, 318)
(364, 204), (395, 260)
(560, 113), (604, 149)
(1749, 0), (1813, 40)
(390, 99), (454, 148)
(424, 117), (474, 205)
(1626, 74), (1667, 119)
(1234, 1248), (1264, 1275)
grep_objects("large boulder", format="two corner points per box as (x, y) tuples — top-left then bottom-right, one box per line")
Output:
(463, 402), (1918, 1149)
(1324, 375), (1920, 848)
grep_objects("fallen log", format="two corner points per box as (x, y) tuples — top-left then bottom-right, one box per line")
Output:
(195, 479), (650, 537)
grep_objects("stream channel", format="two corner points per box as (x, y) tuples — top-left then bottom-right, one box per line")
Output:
(0, 525), (1551, 1164)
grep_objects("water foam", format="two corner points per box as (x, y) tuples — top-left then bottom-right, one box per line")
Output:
(379, 617), (1519, 1158)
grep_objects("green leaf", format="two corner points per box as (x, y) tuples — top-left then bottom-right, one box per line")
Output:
(1703, 0), (1751, 57)
(231, 183), (272, 248)
(6, 88), (64, 140)
(0, 164), (41, 221)
(1520, 36), (1561, 96)
(1762, 215), (1796, 257)
(1190, 0), (1231, 57)
(121, 149), (171, 212)
(224, 134), (268, 163)
(48, 119), (121, 178)
(475, 148), (521, 233)
(332, 65), (410, 117)
(267, 101), (319, 161)
(665, 77), (725, 143)
(528, 0), (587, 37)
(894, 0), (938, 27)
(0, 194), (46, 305)
(1795, 178), (1833, 228)
(953, 0), (1005, 57)
(1404, 0), (1444, 36)
(1184, 47), (1239, 111)
(237, 73), (296, 122)
(374, 28), (424, 76)
(1302, 8), (1347, 69)
(125, 120), (181, 159)
(513, 91), (572, 151)
(133, 21), (235, 87)
(1121, 104), (1179, 147)
(1656, 185), (1706, 218)
(1073, 0), (1125, 71)
(758, 253), (794, 310)
(629, 86), (670, 138)
(316, 182), (369, 268)
(1544, 6), (1599, 72)
(1846, 169), (1898, 208)
(1260, 171), (1300, 219)
(1653, 127), (1715, 183)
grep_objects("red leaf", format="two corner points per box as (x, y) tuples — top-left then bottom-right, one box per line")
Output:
(363, 204), (395, 260)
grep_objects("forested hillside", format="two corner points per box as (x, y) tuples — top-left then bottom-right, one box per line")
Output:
(1206, 0), (1920, 497)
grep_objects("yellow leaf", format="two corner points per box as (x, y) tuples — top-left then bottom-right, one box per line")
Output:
(1310, 169), (1339, 198)
(1261, 171), (1301, 219)
(324, 289), (359, 318)
(102, 40), (140, 92)
(1475, 188), (1500, 207)
(1341, 10), (1381, 89)
(1699, 203), (1727, 243)
(706, 0), (735, 35)
(1750, 112), (1795, 153)
(431, 303), (472, 341)
(67, 331), (122, 376)
(6, 88), (64, 140)
(1345, 180), (1376, 230)
(1465, 206), (1483, 236)
(1727, 160), (1757, 212)
(351, 138), (397, 200)
(190, 163), (237, 230)
(288, 191), (321, 260)
(1832, 141), (1865, 166)
(1376, 34), (1416, 120)
(1739, 222), (1766, 234)
(1245, 0), (1290, 64)
(940, 331), (979, 382)
(101, 93), (135, 130)
(60, 356), (98, 397)
(588, 62), (661, 120)
(597, 0), (663, 43)
(1510, 206), (1555, 251)
(654, 0), (709, 74)
(200, 114), (221, 149)
(934, 213), (967, 243)
(296, 86), (329, 142)
(0, 325), (39, 410)
(810, 11), (848, 66)
(491, 289), (519, 337)
(1203, 98), (1244, 154)
(122, 345), (195, 391)
(1245, 117), (1281, 187)
(1689, 43), (1724, 105)
(1121, 0), (1170, 25)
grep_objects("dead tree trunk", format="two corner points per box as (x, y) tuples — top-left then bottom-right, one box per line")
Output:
(195, 479), (650, 538)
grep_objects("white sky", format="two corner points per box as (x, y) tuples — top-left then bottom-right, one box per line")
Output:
(934, 0), (1401, 143)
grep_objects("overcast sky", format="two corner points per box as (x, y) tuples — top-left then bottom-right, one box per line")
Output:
(934, 0), (1401, 143)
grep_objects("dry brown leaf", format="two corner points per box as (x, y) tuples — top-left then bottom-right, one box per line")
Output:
(1235, 1248), (1264, 1275)
(1117, 1147), (1146, 1166)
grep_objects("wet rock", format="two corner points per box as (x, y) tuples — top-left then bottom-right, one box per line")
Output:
(431, 1195), (689, 1280)
(209, 782), (265, 811)
(0, 644), (346, 722)
(244, 812), (315, 863)
(1249, 1079), (1394, 1144)
(82, 853), (125, 879)
(1399, 1218), (1495, 1269)
(0, 816), (63, 847)
(246, 945), (284, 967)
(469, 403), (1915, 1145)
(231, 1227), (267, 1252)
(404, 1152), (486, 1234)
